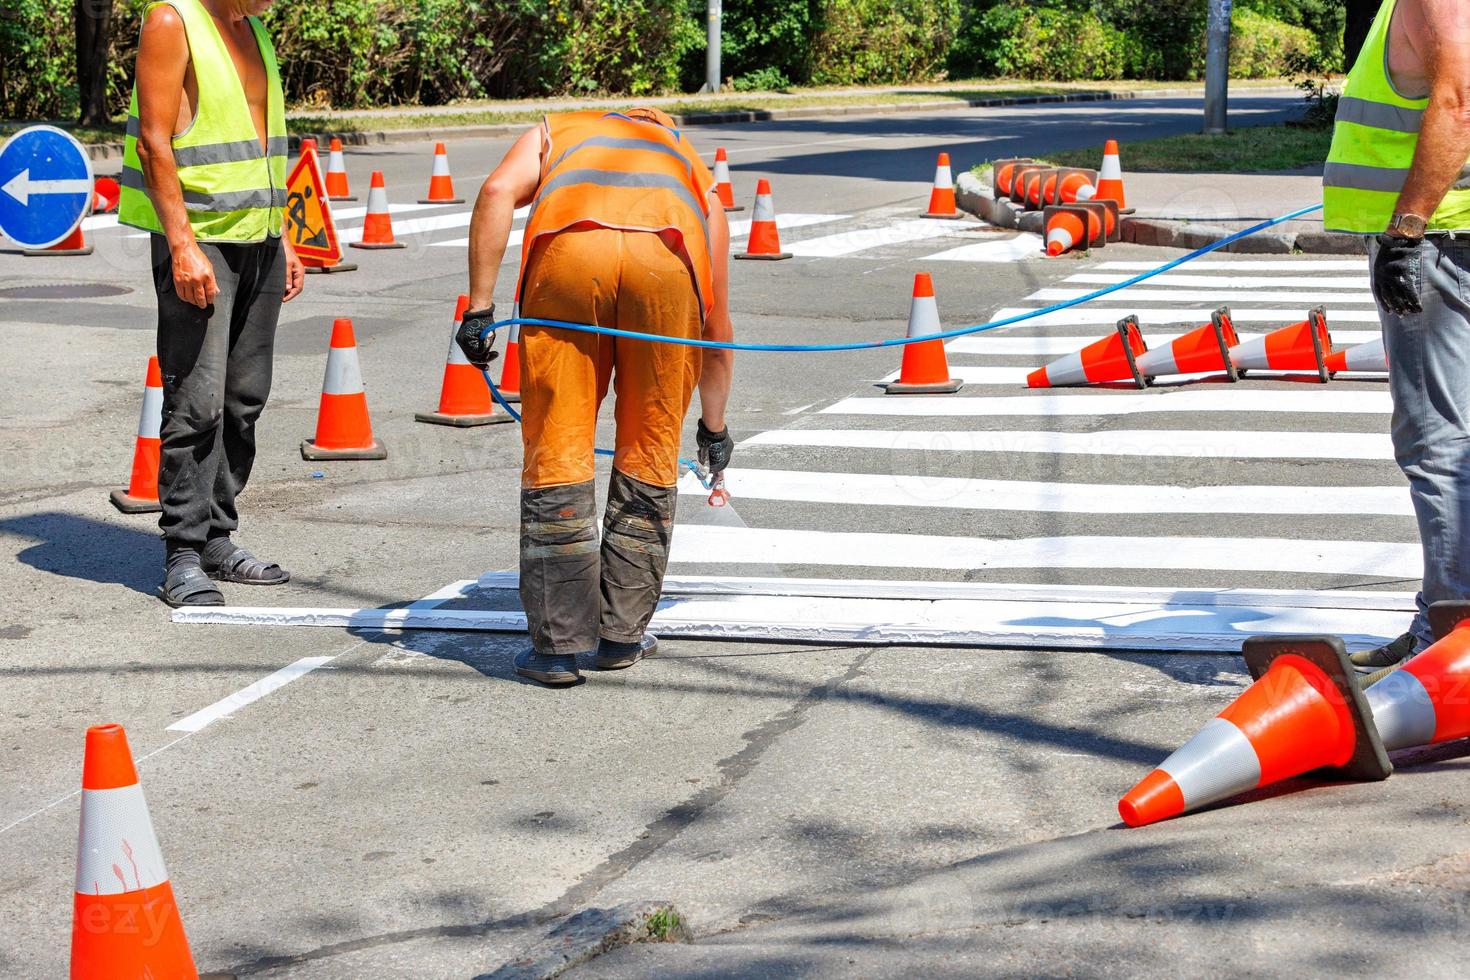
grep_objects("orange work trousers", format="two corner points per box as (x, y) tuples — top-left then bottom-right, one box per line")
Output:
(517, 226), (704, 489)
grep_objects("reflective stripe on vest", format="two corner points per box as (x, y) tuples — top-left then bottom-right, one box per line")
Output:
(118, 0), (287, 242)
(1323, 0), (1470, 232)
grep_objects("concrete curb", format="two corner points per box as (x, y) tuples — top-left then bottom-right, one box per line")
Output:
(476, 901), (689, 980)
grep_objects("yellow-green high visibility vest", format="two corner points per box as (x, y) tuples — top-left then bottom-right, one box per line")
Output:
(1323, 0), (1470, 233)
(118, 0), (287, 242)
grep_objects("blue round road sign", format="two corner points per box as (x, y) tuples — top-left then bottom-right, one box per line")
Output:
(0, 125), (94, 249)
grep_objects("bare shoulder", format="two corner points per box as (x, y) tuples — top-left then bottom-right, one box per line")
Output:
(1409, 0), (1470, 43)
(138, 2), (188, 65)
(141, 1), (185, 35)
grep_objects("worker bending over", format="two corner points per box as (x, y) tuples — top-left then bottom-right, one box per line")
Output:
(461, 107), (735, 687)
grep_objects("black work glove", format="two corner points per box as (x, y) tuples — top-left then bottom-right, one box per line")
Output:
(697, 418), (733, 475)
(455, 305), (500, 369)
(1373, 234), (1424, 317)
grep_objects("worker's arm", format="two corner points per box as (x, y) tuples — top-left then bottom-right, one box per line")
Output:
(466, 127), (542, 312)
(1389, 0), (1470, 225)
(698, 199), (734, 432)
(134, 5), (216, 309)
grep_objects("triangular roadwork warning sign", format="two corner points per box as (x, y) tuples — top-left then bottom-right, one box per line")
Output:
(285, 147), (342, 264)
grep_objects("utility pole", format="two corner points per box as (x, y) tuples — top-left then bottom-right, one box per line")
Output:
(700, 0), (722, 93)
(1203, 0), (1232, 134)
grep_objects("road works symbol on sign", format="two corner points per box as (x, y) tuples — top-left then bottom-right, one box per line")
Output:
(0, 125), (93, 249)
(284, 148), (341, 264)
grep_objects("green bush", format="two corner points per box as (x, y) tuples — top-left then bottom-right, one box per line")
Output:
(731, 66), (792, 92)
(967, 2), (1128, 82)
(546, 0), (703, 96)
(1227, 7), (1318, 79)
(1, 0), (77, 119)
(718, 0), (814, 88)
(808, 0), (960, 86)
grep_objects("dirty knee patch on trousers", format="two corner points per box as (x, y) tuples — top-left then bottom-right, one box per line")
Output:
(601, 470), (676, 643)
(521, 481), (600, 655)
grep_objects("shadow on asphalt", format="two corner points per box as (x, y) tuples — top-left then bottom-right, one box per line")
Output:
(1, 510), (159, 596)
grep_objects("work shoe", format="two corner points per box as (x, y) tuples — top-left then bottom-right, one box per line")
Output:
(1349, 631), (1417, 676)
(514, 649), (581, 686)
(595, 634), (658, 671)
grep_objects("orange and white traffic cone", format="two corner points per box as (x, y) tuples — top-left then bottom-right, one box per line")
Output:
(1027, 316), (1149, 389)
(1094, 139), (1127, 209)
(299, 137), (318, 155)
(1325, 336), (1387, 374)
(23, 224), (93, 256)
(71, 723), (198, 979)
(497, 316), (522, 404)
(712, 147), (743, 212)
(922, 152), (961, 219)
(92, 176), (120, 213)
(1119, 636), (1387, 828)
(1057, 171), (1096, 204)
(1044, 209), (1097, 257)
(415, 295), (513, 427)
(325, 138), (355, 201)
(1365, 601), (1470, 751)
(1134, 308), (1240, 381)
(109, 356), (164, 514)
(1228, 307), (1331, 382)
(884, 273), (962, 395)
(734, 179), (791, 260)
(419, 142), (464, 204)
(301, 318), (387, 460)
(349, 171), (405, 250)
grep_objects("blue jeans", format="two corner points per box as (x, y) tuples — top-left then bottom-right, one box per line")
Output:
(1371, 236), (1470, 651)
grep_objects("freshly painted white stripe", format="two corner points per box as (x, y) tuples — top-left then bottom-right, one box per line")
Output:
(321, 346), (365, 395)
(727, 212), (846, 239)
(741, 427), (1396, 461)
(1159, 717), (1262, 809)
(681, 467), (1411, 516)
(80, 213), (118, 231)
(1030, 287), (1377, 305)
(76, 784), (169, 893)
(922, 234), (1042, 262)
(427, 228), (524, 250)
(328, 202), (444, 222)
(946, 331), (1380, 356)
(1096, 260), (1367, 271)
(340, 209), (472, 243)
(786, 218), (966, 257)
(879, 365), (1032, 385)
(136, 385), (163, 440)
(165, 657), (334, 733)
(1066, 273), (1370, 288)
(822, 390), (1393, 417)
(988, 307), (1381, 326)
(668, 526), (1423, 578)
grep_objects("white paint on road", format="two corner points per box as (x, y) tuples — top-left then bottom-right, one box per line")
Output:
(921, 233), (1043, 262)
(786, 218), (967, 257)
(987, 307), (1381, 326)
(1065, 273), (1370, 289)
(1096, 260), (1367, 271)
(945, 331), (1379, 355)
(1029, 287), (1377, 305)
(821, 390), (1393, 416)
(727, 212), (847, 239)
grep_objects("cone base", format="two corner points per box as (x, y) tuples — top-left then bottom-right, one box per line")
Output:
(109, 490), (162, 514)
(723, 205), (745, 212)
(303, 261), (360, 275)
(414, 410), (515, 427)
(496, 390), (521, 403)
(327, 194), (357, 201)
(23, 245), (93, 256)
(349, 241), (406, 250)
(301, 438), (387, 460)
(885, 378), (963, 395)
(734, 252), (792, 261)
(921, 211), (964, 220)
(418, 197), (466, 205)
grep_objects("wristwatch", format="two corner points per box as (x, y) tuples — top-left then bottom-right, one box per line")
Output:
(1386, 212), (1427, 239)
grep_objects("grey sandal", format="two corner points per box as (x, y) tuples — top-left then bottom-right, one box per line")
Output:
(157, 564), (225, 608)
(203, 545), (290, 585)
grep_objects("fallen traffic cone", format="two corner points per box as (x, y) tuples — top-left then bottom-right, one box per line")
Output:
(92, 176), (120, 213)
(71, 723), (197, 979)
(1120, 635), (1388, 828)
(922, 152), (961, 219)
(884, 273), (962, 395)
(712, 148), (743, 212)
(109, 356), (164, 514)
(325, 138), (355, 200)
(1365, 601), (1470, 751)
(1044, 202), (1115, 256)
(419, 142), (464, 204)
(415, 295), (513, 427)
(1027, 315), (1148, 389)
(349, 171), (405, 250)
(1056, 170), (1097, 204)
(1134, 308), (1240, 381)
(23, 224), (93, 256)
(302, 318), (387, 460)
(734, 179), (791, 260)
(1325, 336), (1387, 374)
(1094, 139), (1127, 209)
(1228, 307), (1331, 382)
(992, 158), (1036, 200)
(497, 317), (522, 403)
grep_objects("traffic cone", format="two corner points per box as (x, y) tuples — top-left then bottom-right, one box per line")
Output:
(734, 179), (791, 260)
(109, 357), (164, 514)
(71, 723), (197, 979)
(349, 171), (405, 250)
(325, 138), (355, 201)
(418, 142), (464, 204)
(1228, 307), (1331, 382)
(1325, 336), (1387, 374)
(1134, 308), (1240, 381)
(299, 137), (317, 155)
(92, 176), (120, 213)
(922, 152), (961, 219)
(1044, 206), (1114, 256)
(1094, 139), (1127, 209)
(415, 295), (514, 427)
(884, 273), (962, 395)
(1364, 601), (1470, 751)
(993, 159), (1035, 200)
(1119, 635), (1388, 828)
(1058, 171), (1096, 204)
(1027, 316), (1149, 389)
(712, 148), (742, 212)
(497, 317), (522, 403)
(23, 224), (93, 256)
(302, 318), (387, 460)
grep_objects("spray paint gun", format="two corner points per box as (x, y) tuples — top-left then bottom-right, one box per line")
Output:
(688, 459), (730, 507)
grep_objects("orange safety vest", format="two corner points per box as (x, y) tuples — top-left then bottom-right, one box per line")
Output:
(516, 111), (715, 319)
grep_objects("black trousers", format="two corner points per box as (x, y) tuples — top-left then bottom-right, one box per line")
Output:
(150, 234), (283, 547)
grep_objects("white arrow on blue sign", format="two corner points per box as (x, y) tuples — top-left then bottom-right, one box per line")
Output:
(0, 125), (94, 250)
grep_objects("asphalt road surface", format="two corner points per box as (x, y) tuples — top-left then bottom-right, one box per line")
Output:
(4, 94), (1465, 978)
